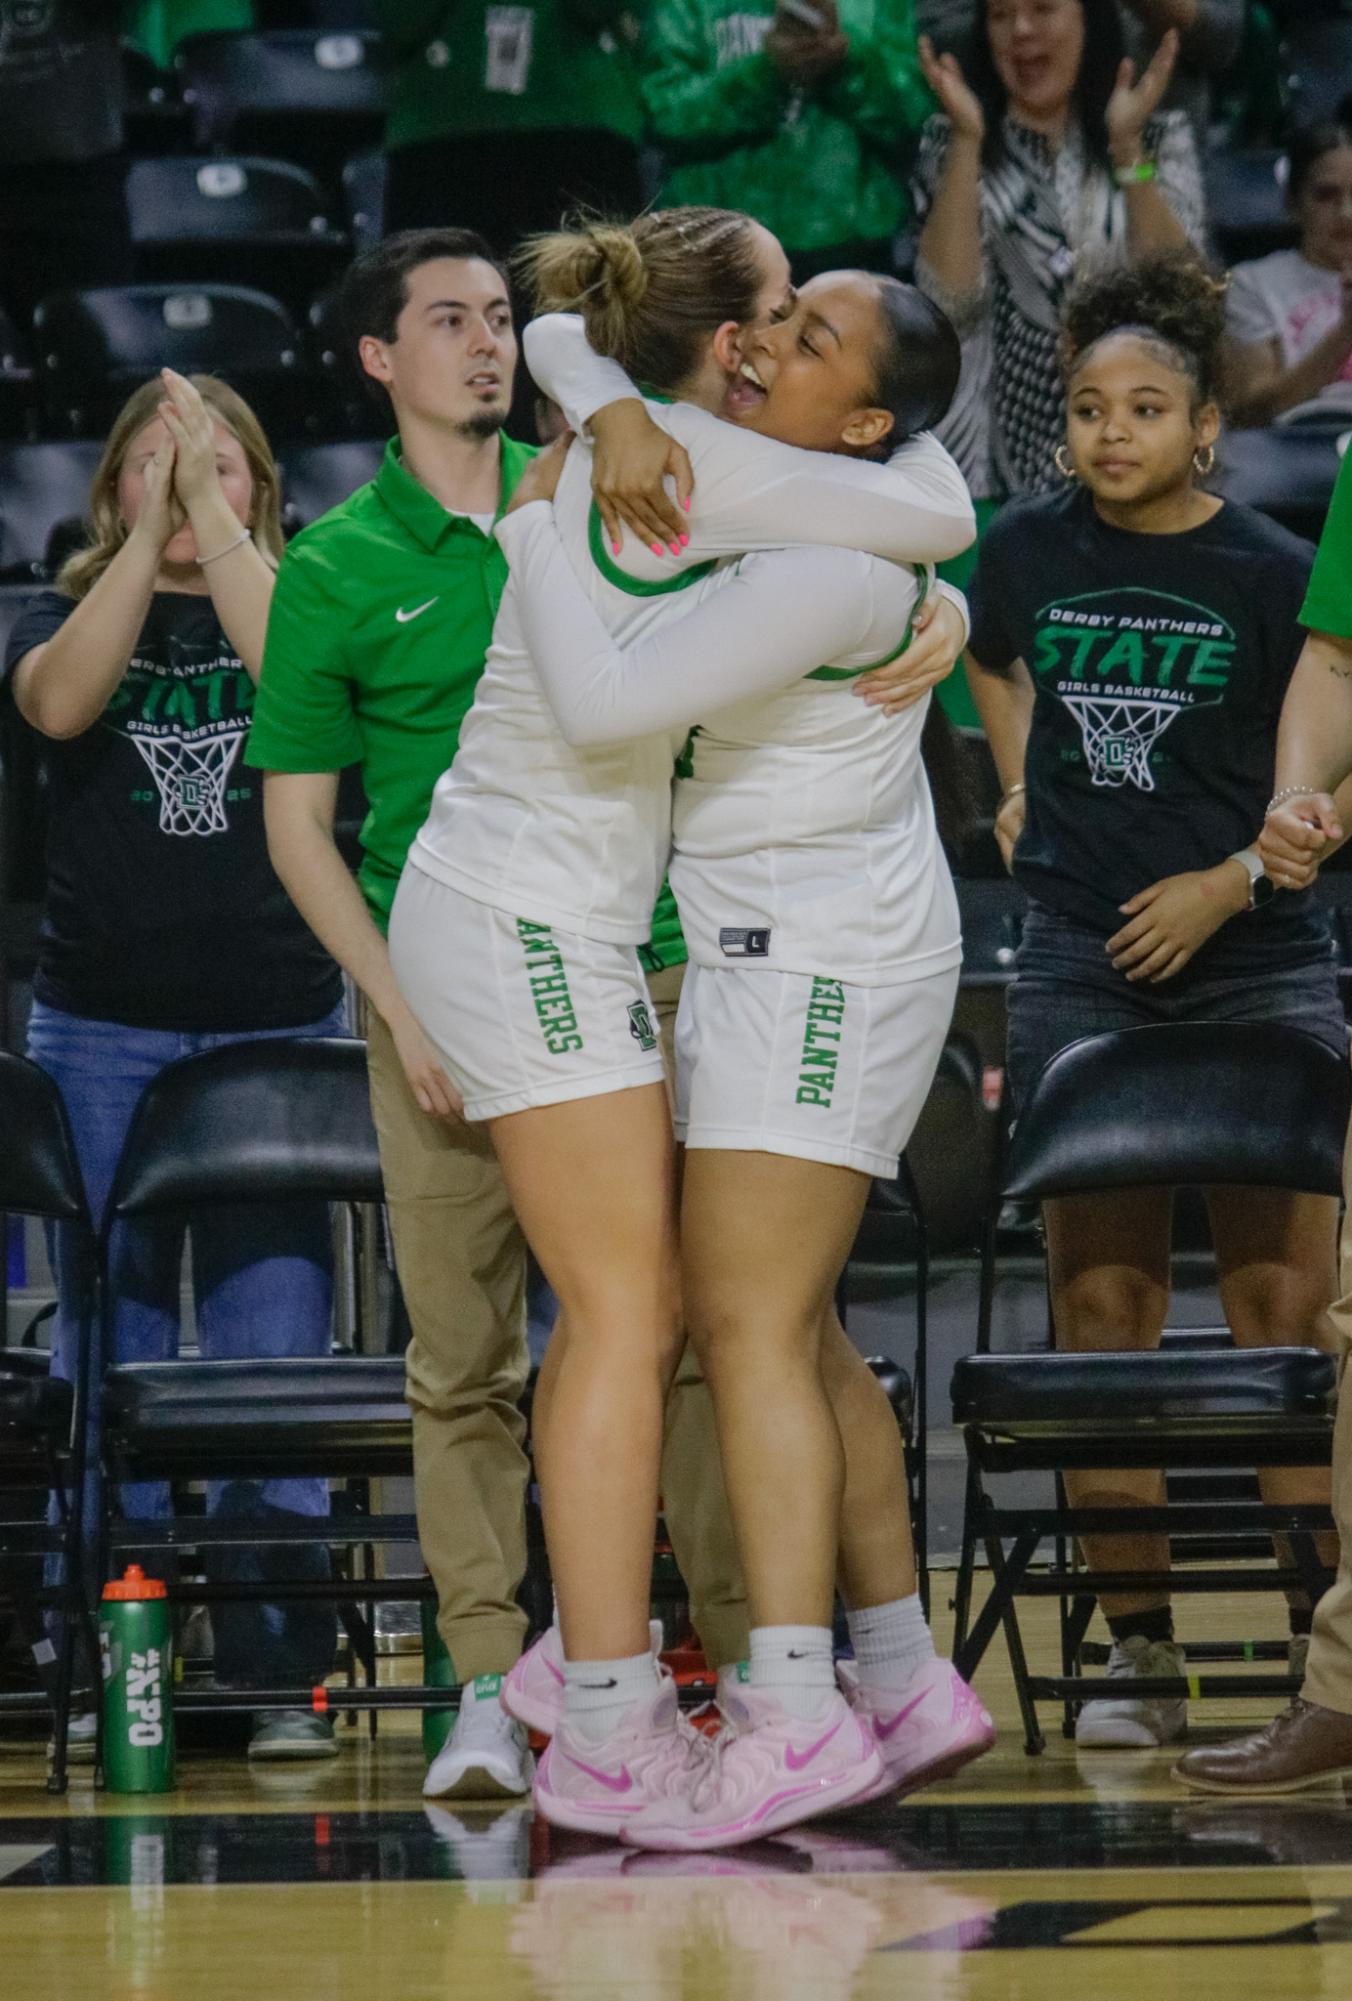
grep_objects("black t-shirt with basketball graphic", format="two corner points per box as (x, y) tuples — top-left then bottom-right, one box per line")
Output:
(967, 485), (1331, 973)
(3, 589), (341, 1031)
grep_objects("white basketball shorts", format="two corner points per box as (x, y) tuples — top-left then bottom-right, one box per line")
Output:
(673, 960), (959, 1178)
(389, 865), (667, 1122)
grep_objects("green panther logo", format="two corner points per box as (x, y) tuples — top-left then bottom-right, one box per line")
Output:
(628, 1001), (657, 1052)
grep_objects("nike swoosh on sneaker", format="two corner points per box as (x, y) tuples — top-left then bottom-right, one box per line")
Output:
(562, 1750), (633, 1793)
(783, 1714), (845, 1771)
(396, 598), (438, 623)
(873, 1691), (929, 1740)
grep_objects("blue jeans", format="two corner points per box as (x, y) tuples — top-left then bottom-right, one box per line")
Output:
(1006, 901), (1347, 1110)
(29, 999), (349, 1689)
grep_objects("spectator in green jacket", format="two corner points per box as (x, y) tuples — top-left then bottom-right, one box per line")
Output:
(641, 0), (933, 278)
(376, 0), (645, 250)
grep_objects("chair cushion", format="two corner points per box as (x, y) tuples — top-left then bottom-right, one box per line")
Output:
(0, 1364), (71, 1435)
(102, 1357), (412, 1476)
(951, 1347), (1335, 1431)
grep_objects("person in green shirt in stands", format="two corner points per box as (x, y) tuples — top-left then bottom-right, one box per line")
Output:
(641, 0), (933, 280)
(375, 1), (644, 248)
(246, 227), (746, 1802)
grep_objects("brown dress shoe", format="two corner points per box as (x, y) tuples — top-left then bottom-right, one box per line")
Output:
(1173, 1699), (1352, 1794)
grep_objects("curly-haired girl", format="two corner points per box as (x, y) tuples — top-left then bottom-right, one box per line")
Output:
(965, 251), (1345, 1752)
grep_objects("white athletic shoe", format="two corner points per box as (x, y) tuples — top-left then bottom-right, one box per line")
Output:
(424, 1673), (534, 1800)
(1075, 1636), (1187, 1749)
(501, 1620), (665, 1738)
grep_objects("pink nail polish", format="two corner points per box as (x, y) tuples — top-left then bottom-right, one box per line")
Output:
(669, 541), (681, 556)
(612, 541), (622, 555)
(683, 497), (691, 511)
(651, 542), (664, 557)
(680, 534), (690, 548)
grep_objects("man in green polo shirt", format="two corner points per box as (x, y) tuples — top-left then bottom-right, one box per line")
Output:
(247, 228), (746, 1801)
(248, 230), (539, 1801)
(1175, 449), (1352, 1793)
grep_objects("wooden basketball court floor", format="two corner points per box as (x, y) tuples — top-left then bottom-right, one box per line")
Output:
(4, 1590), (1352, 2001)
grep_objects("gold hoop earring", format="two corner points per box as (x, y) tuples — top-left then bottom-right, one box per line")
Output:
(1054, 443), (1077, 480)
(1193, 443), (1215, 476)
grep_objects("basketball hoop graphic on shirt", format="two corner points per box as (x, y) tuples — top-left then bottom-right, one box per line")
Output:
(107, 638), (256, 839)
(129, 728), (246, 836)
(1059, 693), (1184, 791)
(1034, 587), (1238, 794)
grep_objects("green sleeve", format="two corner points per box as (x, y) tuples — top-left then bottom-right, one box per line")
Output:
(822, 0), (933, 147)
(368, 0), (452, 59)
(640, 1), (787, 157)
(1300, 452), (1352, 643)
(245, 543), (364, 774)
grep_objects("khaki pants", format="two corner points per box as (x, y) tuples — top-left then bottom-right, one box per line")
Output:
(647, 961), (749, 1669)
(366, 1009), (531, 1682)
(1304, 1087), (1352, 1716)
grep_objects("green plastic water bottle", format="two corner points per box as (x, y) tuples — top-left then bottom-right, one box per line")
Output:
(99, 1565), (175, 1794)
(421, 1596), (456, 1761)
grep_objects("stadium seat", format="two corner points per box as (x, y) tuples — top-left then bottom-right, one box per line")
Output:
(93, 1037), (451, 1736)
(0, 1052), (97, 1792)
(0, 441), (100, 581)
(1215, 423), (1345, 540)
(1283, 18), (1352, 126)
(1203, 147), (1296, 264)
(307, 284), (386, 437)
(342, 148), (385, 257)
(33, 285), (310, 439)
(278, 439), (383, 532)
(0, 309), (36, 443)
(127, 155), (349, 313)
(121, 46), (193, 158)
(177, 29), (386, 186)
(256, 0), (376, 27)
(951, 1020), (1345, 1752)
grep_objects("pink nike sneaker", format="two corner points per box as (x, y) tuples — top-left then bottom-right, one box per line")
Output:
(837, 1656), (995, 1799)
(620, 1685), (884, 1853)
(534, 1678), (699, 1837)
(502, 1619), (664, 1737)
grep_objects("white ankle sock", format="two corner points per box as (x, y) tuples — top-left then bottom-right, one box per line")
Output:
(747, 1625), (836, 1719)
(846, 1594), (936, 1691)
(561, 1650), (661, 1744)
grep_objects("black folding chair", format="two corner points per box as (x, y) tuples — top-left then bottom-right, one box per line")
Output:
(92, 1037), (449, 1747)
(0, 1052), (97, 1791)
(952, 1021), (1346, 1752)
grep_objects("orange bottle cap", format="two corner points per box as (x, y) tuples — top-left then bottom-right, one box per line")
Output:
(101, 1564), (168, 1602)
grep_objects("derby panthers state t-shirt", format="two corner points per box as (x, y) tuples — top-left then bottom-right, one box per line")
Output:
(3, 589), (341, 1031)
(967, 485), (1330, 972)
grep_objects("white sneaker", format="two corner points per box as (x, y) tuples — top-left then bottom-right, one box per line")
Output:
(1075, 1635), (1187, 1749)
(424, 1673), (534, 1800)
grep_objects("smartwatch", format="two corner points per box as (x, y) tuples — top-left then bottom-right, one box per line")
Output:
(1230, 846), (1276, 911)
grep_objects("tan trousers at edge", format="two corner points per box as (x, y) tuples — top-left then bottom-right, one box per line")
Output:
(1303, 1065), (1352, 1716)
(1296, 1048), (1352, 1720)
(367, 975), (750, 1679)
(366, 1008), (532, 1683)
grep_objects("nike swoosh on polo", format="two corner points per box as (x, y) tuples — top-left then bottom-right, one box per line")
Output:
(874, 1691), (929, 1741)
(395, 598), (439, 623)
(783, 1713), (845, 1771)
(562, 1750), (633, 1793)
